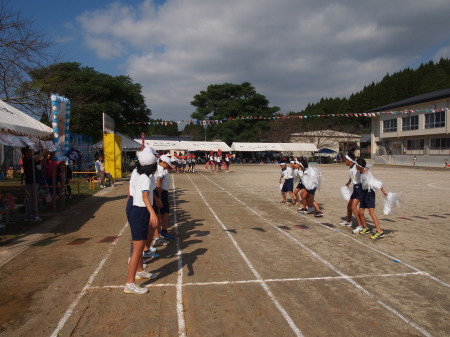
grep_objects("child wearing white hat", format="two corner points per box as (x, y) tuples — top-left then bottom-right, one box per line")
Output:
(124, 147), (159, 294)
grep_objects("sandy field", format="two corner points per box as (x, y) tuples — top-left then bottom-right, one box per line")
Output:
(0, 163), (449, 337)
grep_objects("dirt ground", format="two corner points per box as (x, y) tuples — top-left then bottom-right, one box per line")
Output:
(0, 164), (449, 337)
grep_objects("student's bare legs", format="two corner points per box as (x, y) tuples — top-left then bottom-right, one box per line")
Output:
(144, 226), (157, 251)
(281, 191), (287, 203)
(288, 190), (295, 204)
(293, 188), (301, 205)
(368, 208), (382, 232)
(127, 240), (145, 283)
(308, 194), (321, 212)
(358, 207), (367, 227)
(348, 199), (362, 226)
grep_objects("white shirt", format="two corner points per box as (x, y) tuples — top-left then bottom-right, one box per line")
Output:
(349, 165), (361, 185)
(129, 168), (139, 197)
(281, 167), (293, 179)
(155, 165), (171, 191)
(132, 173), (156, 207)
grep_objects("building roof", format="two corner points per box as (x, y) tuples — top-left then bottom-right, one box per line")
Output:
(366, 88), (450, 112)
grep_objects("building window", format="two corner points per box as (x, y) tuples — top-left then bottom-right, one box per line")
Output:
(402, 115), (419, 131)
(406, 139), (424, 150)
(425, 111), (445, 129)
(383, 119), (397, 132)
(431, 137), (450, 149)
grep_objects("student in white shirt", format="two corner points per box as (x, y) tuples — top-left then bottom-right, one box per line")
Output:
(124, 147), (159, 295)
(279, 162), (295, 204)
(340, 152), (363, 227)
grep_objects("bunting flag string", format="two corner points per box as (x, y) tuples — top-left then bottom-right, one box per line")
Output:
(127, 108), (448, 126)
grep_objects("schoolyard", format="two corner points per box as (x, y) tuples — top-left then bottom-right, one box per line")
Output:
(0, 163), (449, 337)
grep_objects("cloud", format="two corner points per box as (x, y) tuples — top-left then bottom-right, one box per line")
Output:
(76, 0), (450, 121)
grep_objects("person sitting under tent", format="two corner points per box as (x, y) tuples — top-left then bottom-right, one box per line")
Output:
(95, 155), (115, 188)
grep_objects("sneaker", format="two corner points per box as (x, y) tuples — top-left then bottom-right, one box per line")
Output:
(297, 208), (308, 213)
(142, 250), (159, 258)
(339, 221), (352, 226)
(314, 212), (324, 218)
(100, 185), (105, 189)
(352, 225), (363, 234)
(153, 237), (170, 247)
(124, 283), (148, 294)
(135, 271), (158, 280)
(161, 232), (176, 240)
(306, 207), (315, 214)
(370, 231), (384, 239)
(359, 227), (372, 235)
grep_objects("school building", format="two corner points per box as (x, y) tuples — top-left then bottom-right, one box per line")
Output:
(369, 88), (450, 167)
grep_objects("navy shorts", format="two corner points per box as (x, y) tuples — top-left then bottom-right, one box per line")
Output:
(360, 189), (376, 208)
(160, 190), (170, 214)
(128, 206), (149, 241)
(281, 178), (294, 192)
(296, 182), (305, 190)
(307, 187), (316, 195)
(350, 183), (362, 201)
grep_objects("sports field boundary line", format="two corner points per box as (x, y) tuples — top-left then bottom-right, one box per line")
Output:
(50, 221), (129, 337)
(87, 271), (425, 290)
(187, 174), (304, 337)
(172, 175), (187, 337)
(198, 173), (432, 337)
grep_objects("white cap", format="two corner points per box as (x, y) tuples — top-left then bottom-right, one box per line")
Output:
(160, 155), (172, 167)
(290, 160), (295, 164)
(280, 162), (286, 165)
(137, 147), (157, 166)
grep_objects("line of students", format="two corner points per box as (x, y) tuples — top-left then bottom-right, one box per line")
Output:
(205, 152), (232, 173)
(125, 148), (175, 294)
(170, 153), (197, 173)
(279, 154), (388, 239)
(279, 160), (324, 217)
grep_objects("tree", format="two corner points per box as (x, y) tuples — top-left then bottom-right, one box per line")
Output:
(191, 82), (280, 144)
(24, 62), (151, 141)
(0, 1), (55, 109)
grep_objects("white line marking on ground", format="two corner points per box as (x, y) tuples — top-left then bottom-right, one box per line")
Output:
(172, 176), (187, 337)
(237, 179), (450, 290)
(50, 222), (129, 337)
(187, 175), (304, 337)
(200, 173), (432, 337)
(87, 271), (425, 290)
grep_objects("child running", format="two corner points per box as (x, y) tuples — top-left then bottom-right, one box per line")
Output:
(298, 159), (324, 217)
(340, 152), (363, 228)
(279, 162), (295, 205)
(353, 158), (388, 239)
(124, 147), (159, 294)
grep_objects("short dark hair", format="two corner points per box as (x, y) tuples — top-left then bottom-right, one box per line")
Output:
(356, 157), (366, 168)
(347, 152), (356, 161)
(137, 162), (157, 176)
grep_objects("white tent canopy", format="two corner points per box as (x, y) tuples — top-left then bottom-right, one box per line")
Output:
(136, 140), (189, 151)
(0, 100), (53, 139)
(231, 142), (283, 152)
(181, 141), (231, 152)
(231, 142), (317, 152)
(134, 140), (232, 152)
